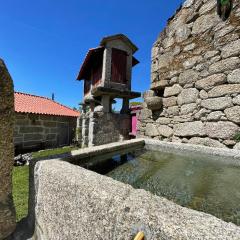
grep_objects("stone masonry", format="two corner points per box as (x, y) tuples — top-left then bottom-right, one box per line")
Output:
(0, 59), (16, 239)
(138, 0), (240, 149)
(14, 113), (77, 153)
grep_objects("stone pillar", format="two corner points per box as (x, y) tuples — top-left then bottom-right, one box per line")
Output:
(120, 98), (130, 114)
(0, 59), (16, 239)
(101, 95), (111, 113)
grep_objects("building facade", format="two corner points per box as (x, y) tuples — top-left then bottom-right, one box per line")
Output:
(14, 92), (79, 153)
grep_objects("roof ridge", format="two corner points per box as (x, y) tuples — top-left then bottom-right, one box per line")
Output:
(15, 91), (52, 101)
(14, 91), (80, 115)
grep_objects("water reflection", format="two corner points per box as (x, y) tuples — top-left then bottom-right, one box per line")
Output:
(89, 150), (240, 226)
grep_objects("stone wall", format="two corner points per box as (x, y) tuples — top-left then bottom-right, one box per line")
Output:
(14, 113), (77, 153)
(80, 110), (131, 147)
(138, 0), (240, 149)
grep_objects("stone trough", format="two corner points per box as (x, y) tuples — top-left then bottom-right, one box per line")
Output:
(11, 139), (240, 240)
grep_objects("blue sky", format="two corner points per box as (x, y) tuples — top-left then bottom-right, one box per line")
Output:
(1, 0), (183, 109)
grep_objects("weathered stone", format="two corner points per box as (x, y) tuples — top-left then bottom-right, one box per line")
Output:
(204, 50), (219, 59)
(163, 96), (177, 107)
(199, 0), (216, 15)
(174, 121), (206, 137)
(169, 76), (178, 85)
(156, 117), (171, 125)
(207, 111), (225, 121)
(224, 106), (240, 124)
(176, 25), (191, 43)
(194, 108), (210, 119)
(151, 80), (169, 89)
(145, 97), (162, 110)
(208, 84), (240, 98)
(145, 123), (159, 137)
(214, 25), (235, 38)
(233, 142), (240, 150)
(189, 137), (226, 148)
(227, 69), (240, 84)
(0, 59), (16, 239)
(183, 43), (196, 51)
(183, 56), (202, 69)
(221, 39), (240, 58)
(201, 97), (232, 110)
(179, 69), (199, 86)
(173, 114), (193, 123)
(158, 52), (174, 69)
(180, 103), (197, 115)
(199, 90), (208, 99)
(205, 121), (239, 139)
(177, 88), (199, 106)
(223, 140), (236, 146)
(192, 14), (219, 35)
(31, 159), (240, 240)
(233, 95), (240, 105)
(138, 109), (152, 120)
(158, 125), (173, 137)
(195, 74), (226, 90)
(209, 57), (240, 74)
(166, 106), (179, 116)
(164, 84), (183, 97)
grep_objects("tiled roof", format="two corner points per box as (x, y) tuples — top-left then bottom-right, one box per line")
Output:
(14, 92), (80, 117)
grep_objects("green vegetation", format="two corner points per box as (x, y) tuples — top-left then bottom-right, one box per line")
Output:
(12, 166), (29, 221)
(130, 101), (142, 106)
(234, 133), (240, 142)
(13, 146), (78, 222)
(32, 146), (77, 159)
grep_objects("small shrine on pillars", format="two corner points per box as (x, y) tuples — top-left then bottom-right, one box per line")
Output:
(77, 34), (141, 147)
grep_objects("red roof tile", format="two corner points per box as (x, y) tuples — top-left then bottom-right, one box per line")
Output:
(15, 92), (80, 117)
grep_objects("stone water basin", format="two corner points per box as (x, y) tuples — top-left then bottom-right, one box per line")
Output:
(91, 148), (240, 226)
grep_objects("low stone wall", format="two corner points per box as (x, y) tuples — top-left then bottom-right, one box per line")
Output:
(29, 160), (240, 239)
(138, 0), (240, 149)
(14, 113), (77, 153)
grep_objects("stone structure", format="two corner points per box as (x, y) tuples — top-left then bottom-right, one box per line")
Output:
(138, 0), (240, 149)
(77, 34), (141, 147)
(31, 159), (240, 239)
(14, 113), (77, 153)
(0, 59), (16, 239)
(14, 92), (79, 153)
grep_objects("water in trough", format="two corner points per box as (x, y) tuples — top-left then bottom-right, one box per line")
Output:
(89, 150), (240, 226)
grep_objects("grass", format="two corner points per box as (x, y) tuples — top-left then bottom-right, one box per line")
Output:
(31, 146), (77, 159)
(12, 146), (78, 222)
(12, 166), (29, 221)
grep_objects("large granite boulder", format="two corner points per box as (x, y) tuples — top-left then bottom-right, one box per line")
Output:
(0, 59), (16, 239)
(224, 106), (240, 124)
(205, 121), (239, 140)
(177, 88), (199, 106)
(145, 97), (162, 110)
(195, 74), (226, 91)
(174, 121), (206, 137)
(201, 97), (232, 110)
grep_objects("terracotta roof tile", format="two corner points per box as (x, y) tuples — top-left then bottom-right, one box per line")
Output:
(15, 92), (80, 117)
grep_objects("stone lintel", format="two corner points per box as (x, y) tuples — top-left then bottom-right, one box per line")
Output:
(91, 87), (141, 99)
